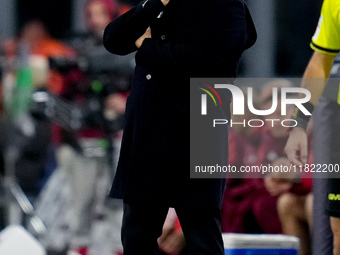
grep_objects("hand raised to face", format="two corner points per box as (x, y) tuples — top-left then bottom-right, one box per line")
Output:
(135, 27), (152, 48)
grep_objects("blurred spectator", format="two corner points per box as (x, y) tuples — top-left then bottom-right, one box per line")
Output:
(1, 19), (73, 63)
(50, 0), (135, 254)
(2, 20), (74, 95)
(276, 185), (313, 255)
(20, 20), (74, 58)
(0, 38), (58, 235)
(262, 81), (313, 255)
(0, 19), (71, 197)
(249, 80), (296, 234)
(265, 156), (313, 255)
(222, 79), (301, 234)
(221, 87), (265, 233)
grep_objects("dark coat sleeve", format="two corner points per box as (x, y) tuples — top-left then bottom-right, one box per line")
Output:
(103, 0), (165, 55)
(135, 0), (256, 72)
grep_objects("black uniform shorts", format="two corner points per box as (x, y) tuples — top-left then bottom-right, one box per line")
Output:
(327, 103), (340, 217)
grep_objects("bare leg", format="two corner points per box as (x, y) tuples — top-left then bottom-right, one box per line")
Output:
(305, 193), (313, 231)
(278, 193), (311, 255)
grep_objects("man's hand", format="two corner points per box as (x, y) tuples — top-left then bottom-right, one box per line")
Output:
(284, 127), (308, 166)
(135, 27), (151, 48)
(158, 229), (186, 255)
(160, 0), (170, 6)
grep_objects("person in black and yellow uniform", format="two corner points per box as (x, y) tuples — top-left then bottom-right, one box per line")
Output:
(285, 1), (340, 254)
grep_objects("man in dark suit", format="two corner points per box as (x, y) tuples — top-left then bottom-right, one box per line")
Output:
(103, 0), (256, 253)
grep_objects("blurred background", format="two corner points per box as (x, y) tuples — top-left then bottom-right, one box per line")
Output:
(0, 1), (326, 255)
(0, 0), (322, 77)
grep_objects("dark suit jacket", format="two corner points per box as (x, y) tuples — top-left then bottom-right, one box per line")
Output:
(104, 0), (256, 208)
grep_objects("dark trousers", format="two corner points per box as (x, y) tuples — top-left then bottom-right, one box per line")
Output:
(121, 202), (224, 255)
(312, 96), (334, 255)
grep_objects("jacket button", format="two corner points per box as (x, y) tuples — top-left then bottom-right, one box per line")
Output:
(146, 74), (152, 80)
(157, 11), (164, 18)
(161, 35), (166, 40)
